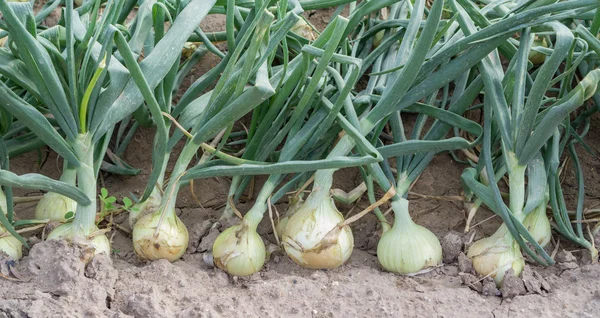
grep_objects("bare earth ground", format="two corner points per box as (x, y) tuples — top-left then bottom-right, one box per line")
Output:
(2, 7), (600, 318)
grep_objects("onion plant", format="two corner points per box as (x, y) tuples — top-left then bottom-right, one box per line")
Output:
(452, 0), (600, 286)
(129, 0), (307, 262)
(0, 0), (216, 256)
(0, 138), (91, 260)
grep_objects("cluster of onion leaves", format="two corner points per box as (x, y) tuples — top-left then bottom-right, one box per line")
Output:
(452, 0), (600, 286)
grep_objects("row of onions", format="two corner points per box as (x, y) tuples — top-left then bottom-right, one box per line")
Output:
(0, 0), (599, 288)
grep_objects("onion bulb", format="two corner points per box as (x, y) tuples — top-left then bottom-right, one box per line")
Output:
(213, 219), (266, 276)
(467, 225), (525, 286)
(47, 223), (111, 256)
(35, 192), (77, 222)
(523, 201), (551, 248)
(377, 199), (442, 274)
(291, 18), (316, 41)
(282, 190), (353, 269)
(373, 9), (388, 48)
(528, 37), (548, 65)
(275, 196), (303, 241)
(132, 209), (189, 262)
(0, 225), (22, 260)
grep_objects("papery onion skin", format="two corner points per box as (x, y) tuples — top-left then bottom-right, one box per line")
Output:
(377, 199), (442, 275)
(467, 226), (525, 286)
(282, 195), (353, 269)
(35, 192), (78, 222)
(213, 221), (266, 277)
(47, 223), (111, 256)
(132, 210), (189, 262)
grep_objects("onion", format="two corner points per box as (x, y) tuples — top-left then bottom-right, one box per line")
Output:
(132, 209), (189, 262)
(47, 223), (111, 256)
(275, 196), (303, 241)
(35, 192), (77, 222)
(467, 225), (525, 286)
(213, 219), (266, 276)
(128, 192), (162, 229)
(528, 37), (548, 65)
(523, 201), (551, 247)
(282, 189), (353, 269)
(290, 18), (316, 41)
(0, 225), (22, 260)
(377, 199), (442, 274)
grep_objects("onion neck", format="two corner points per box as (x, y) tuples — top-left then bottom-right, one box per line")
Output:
(391, 198), (416, 230)
(243, 174), (286, 229)
(156, 140), (202, 221)
(71, 133), (97, 234)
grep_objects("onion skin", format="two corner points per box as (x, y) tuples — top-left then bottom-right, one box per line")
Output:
(282, 195), (353, 269)
(213, 221), (266, 277)
(132, 210), (189, 262)
(35, 192), (77, 222)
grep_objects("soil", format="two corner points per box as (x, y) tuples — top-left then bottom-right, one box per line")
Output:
(2, 6), (600, 318)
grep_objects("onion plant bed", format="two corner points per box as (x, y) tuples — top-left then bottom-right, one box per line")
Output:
(2, 1), (600, 317)
(1, 123), (599, 317)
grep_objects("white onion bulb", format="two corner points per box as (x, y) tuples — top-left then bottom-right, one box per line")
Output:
(290, 18), (316, 41)
(467, 225), (525, 286)
(35, 192), (77, 222)
(213, 221), (266, 276)
(132, 209), (189, 262)
(0, 225), (22, 260)
(47, 223), (111, 256)
(282, 193), (353, 269)
(377, 199), (442, 274)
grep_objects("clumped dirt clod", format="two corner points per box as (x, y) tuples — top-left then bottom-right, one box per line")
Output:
(500, 269), (527, 298)
(441, 231), (463, 263)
